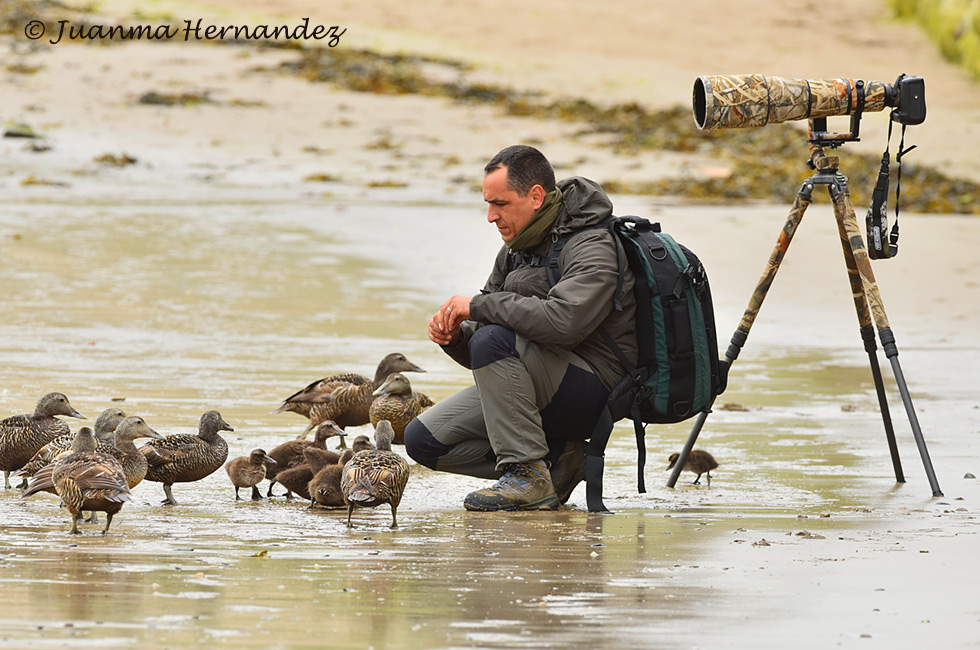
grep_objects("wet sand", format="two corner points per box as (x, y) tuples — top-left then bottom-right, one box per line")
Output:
(2, 1), (980, 648)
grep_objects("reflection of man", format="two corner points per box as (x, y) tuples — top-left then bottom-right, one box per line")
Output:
(404, 144), (636, 511)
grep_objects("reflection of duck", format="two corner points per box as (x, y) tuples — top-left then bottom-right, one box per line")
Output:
(19, 407), (126, 481)
(341, 420), (410, 528)
(667, 449), (719, 486)
(1, 392), (85, 489)
(273, 353), (425, 442)
(139, 411), (233, 505)
(22, 428), (131, 535)
(225, 449), (276, 501)
(265, 421), (345, 497)
(275, 447), (343, 500)
(370, 373), (435, 444)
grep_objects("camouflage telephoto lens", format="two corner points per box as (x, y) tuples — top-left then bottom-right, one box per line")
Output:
(693, 74), (890, 130)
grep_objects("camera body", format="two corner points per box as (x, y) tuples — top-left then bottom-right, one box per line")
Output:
(889, 74), (926, 125)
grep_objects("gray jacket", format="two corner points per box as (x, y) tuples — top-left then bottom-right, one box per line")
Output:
(443, 176), (637, 390)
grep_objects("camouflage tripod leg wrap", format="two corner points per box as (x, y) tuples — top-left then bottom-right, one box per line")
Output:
(724, 185), (810, 363)
(830, 171), (906, 483)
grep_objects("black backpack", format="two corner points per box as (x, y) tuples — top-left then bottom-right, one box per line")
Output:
(538, 216), (727, 512)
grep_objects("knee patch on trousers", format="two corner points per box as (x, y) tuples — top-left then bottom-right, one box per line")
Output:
(469, 324), (519, 370)
(403, 418), (453, 471)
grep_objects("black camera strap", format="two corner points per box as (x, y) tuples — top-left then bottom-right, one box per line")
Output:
(867, 117), (915, 259)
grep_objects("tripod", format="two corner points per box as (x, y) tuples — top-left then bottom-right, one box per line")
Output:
(667, 127), (943, 497)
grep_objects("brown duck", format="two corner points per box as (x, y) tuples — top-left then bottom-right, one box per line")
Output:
(275, 447), (344, 500)
(22, 427), (131, 535)
(667, 449), (719, 486)
(24, 415), (161, 496)
(265, 421), (346, 497)
(370, 373), (435, 444)
(1, 392), (84, 489)
(18, 407), (127, 481)
(308, 460), (347, 509)
(272, 353), (425, 440)
(139, 410), (233, 505)
(341, 420), (410, 528)
(225, 449), (276, 501)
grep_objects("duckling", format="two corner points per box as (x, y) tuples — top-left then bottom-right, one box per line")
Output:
(275, 447), (343, 500)
(19, 407), (126, 481)
(341, 420), (410, 528)
(666, 449), (719, 486)
(139, 411), (233, 505)
(369, 373), (435, 444)
(272, 353), (425, 441)
(350, 435), (375, 453)
(1, 392), (84, 489)
(225, 449), (276, 501)
(265, 421), (346, 497)
(308, 461), (346, 509)
(22, 427), (131, 535)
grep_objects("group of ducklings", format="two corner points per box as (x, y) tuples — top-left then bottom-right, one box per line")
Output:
(2, 353), (433, 535)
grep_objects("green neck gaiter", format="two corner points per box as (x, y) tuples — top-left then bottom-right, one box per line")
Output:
(506, 188), (563, 251)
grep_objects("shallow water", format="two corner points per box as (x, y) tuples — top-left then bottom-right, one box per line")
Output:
(2, 152), (979, 649)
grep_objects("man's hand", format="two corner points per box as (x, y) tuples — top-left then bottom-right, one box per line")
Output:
(428, 295), (472, 346)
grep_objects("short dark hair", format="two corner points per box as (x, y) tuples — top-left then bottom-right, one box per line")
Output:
(484, 145), (556, 195)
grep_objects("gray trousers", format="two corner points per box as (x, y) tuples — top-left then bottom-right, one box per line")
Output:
(405, 325), (609, 479)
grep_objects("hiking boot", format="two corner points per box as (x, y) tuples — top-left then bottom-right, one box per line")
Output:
(549, 441), (587, 504)
(463, 462), (560, 511)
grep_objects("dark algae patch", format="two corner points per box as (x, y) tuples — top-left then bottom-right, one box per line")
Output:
(276, 47), (980, 214)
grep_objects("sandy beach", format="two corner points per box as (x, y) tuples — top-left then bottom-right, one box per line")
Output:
(2, 1), (979, 648)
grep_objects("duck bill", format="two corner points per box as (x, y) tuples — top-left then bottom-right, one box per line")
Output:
(68, 408), (85, 419)
(147, 427), (164, 440)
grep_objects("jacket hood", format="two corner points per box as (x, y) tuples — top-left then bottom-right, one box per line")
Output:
(555, 176), (613, 234)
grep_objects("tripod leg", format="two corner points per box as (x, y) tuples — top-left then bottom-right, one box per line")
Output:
(831, 189), (905, 483)
(666, 409), (710, 488)
(833, 185), (943, 497)
(726, 184), (813, 362)
(668, 184), (813, 488)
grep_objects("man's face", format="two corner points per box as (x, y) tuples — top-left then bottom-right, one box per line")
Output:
(483, 167), (542, 243)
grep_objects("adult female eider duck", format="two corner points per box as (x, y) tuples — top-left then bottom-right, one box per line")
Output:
(341, 420), (410, 528)
(272, 353), (425, 441)
(18, 407), (126, 481)
(22, 427), (131, 535)
(139, 410), (233, 505)
(369, 373), (434, 444)
(1, 392), (84, 489)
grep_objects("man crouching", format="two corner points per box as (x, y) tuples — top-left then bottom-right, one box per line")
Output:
(404, 144), (636, 511)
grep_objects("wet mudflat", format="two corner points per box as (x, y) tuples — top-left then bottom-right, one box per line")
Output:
(2, 170), (978, 649)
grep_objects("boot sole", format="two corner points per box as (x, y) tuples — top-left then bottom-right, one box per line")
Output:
(463, 495), (560, 512)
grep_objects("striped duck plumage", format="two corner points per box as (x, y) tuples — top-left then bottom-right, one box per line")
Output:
(264, 421), (346, 497)
(666, 449), (719, 486)
(272, 353), (425, 444)
(340, 420), (410, 528)
(1, 392), (84, 489)
(19, 407), (127, 480)
(22, 427), (131, 535)
(139, 410), (233, 505)
(24, 416), (161, 496)
(369, 373), (435, 444)
(225, 448), (276, 501)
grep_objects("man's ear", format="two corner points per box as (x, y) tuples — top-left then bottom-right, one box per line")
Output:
(529, 184), (546, 210)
